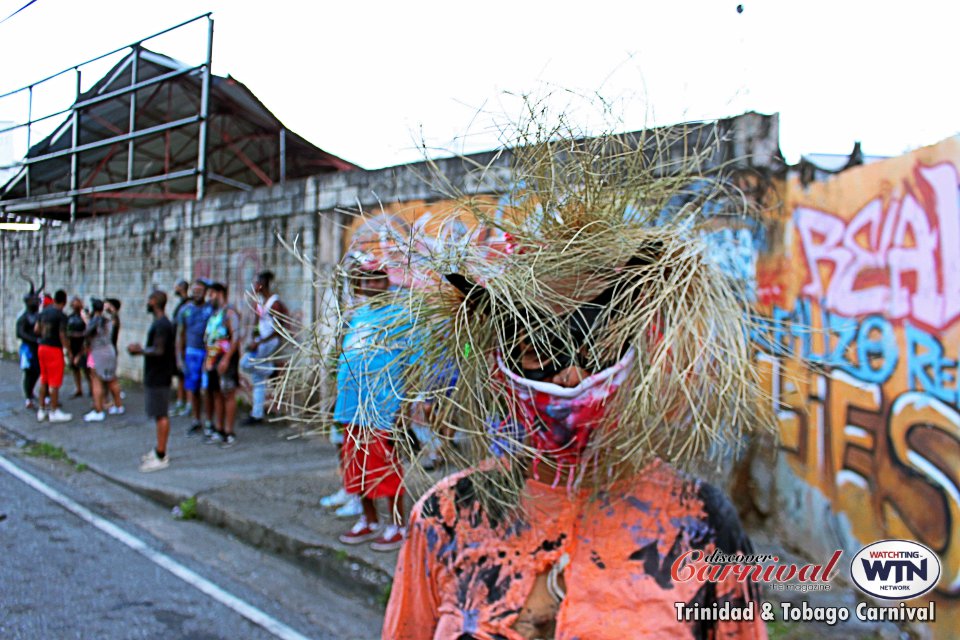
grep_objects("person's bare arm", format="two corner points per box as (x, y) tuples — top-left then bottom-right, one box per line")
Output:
(176, 315), (187, 367)
(217, 309), (242, 374)
(60, 322), (70, 359)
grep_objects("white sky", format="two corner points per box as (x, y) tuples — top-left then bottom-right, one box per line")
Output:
(0, 0), (956, 169)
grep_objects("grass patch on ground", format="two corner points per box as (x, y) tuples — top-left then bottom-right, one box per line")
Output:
(23, 441), (89, 472)
(24, 441), (69, 461)
(174, 496), (198, 520)
(376, 583), (392, 609)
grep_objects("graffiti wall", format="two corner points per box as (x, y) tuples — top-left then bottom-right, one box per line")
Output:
(755, 138), (960, 636)
(341, 196), (511, 288)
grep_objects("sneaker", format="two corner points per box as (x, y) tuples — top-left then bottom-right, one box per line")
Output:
(185, 423), (204, 437)
(338, 518), (381, 545)
(219, 434), (236, 448)
(36, 409), (47, 422)
(242, 415), (264, 426)
(48, 409), (73, 423)
(203, 430), (224, 445)
(139, 450), (169, 473)
(178, 402), (193, 417)
(334, 495), (364, 519)
(108, 405), (125, 415)
(25, 399), (36, 410)
(370, 525), (406, 552)
(319, 487), (350, 509)
(83, 410), (106, 422)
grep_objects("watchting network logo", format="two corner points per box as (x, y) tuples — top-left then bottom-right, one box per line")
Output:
(850, 540), (942, 600)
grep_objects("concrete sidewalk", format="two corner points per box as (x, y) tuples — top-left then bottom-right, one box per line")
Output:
(0, 357), (397, 601)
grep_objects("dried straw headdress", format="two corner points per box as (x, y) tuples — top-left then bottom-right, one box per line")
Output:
(280, 100), (773, 508)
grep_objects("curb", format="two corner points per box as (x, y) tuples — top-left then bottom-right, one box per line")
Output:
(196, 497), (392, 601)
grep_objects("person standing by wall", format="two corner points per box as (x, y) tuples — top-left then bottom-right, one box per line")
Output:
(203, 282), (242, 447)
(66, 296), (91, 399)
(105, 298), (122, 349)
(240, 270), (288, 425)
(34, 289), (72, 423)
(177, 279), (214, 437)
(127, 290), (176, 473)
(16, 292), (42, 410)
(171, 280), (191, 416)
(82, 298), (124, 422)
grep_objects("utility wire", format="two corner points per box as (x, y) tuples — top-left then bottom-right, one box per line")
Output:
(0, 0), (39, 26)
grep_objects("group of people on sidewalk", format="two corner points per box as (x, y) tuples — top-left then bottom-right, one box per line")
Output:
(14, 271), (288, 474)
(16, 287), (126, 424)
(174, 272), (288, 451)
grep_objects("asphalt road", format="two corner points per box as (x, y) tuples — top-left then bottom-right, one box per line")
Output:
(0, 434), (383, 640)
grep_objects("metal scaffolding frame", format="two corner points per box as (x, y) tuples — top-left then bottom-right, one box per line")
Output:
(0, 15), (214, 220)
(1, 12), (358, 222)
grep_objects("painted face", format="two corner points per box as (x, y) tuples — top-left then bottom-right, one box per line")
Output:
(495, 348), (636, 466)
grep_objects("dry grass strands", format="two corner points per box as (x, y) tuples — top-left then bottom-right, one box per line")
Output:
(277, 100), (775, 510)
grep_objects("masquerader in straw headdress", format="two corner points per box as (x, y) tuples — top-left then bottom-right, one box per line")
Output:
(370, 106), (773, 640)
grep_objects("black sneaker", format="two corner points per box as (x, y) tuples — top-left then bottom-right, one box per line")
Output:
(242, 415), (263, 426)
(220, 434), (236, 448)
(186, 423), (203, 437)
(203, 431), (224, 445)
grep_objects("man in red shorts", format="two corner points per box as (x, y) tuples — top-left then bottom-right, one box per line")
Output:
(333, 263), (409, 552)
(35, 289), (73, 423)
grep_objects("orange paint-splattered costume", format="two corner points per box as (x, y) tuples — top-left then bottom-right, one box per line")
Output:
(385, 460), (767, 640)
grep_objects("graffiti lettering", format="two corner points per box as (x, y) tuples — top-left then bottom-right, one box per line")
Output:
(905, 323), (959, 404)
(754, 302), (899, 384)
(795, 163), (960, 330)
(760, 343), (960, 596)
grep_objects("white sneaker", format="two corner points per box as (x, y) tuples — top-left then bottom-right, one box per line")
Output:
(334, 495), (363, 518)
(320, 487), (350, 508)
(108, 405), (125, 415)
(48, 409), (73, 423)
(36, 409), (47, 422)
(83, 410), (106, 422)
(139, 450), (169, 473)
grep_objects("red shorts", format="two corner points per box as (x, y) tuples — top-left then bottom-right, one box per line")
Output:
(38, 345), (65, 388)
(341, 425), (405, 499)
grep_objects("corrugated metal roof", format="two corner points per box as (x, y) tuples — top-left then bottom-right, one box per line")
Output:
(1, 47), (358, 219)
